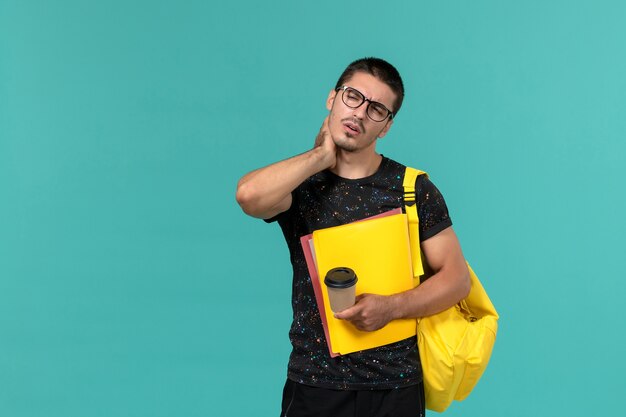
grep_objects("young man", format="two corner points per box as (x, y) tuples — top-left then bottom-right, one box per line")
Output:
(236, 58), (470, 417)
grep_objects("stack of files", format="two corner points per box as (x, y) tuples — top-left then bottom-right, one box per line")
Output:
(300, 209), (417, 357)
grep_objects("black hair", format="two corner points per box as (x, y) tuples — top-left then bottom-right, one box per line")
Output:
(334, 57), (405, 115)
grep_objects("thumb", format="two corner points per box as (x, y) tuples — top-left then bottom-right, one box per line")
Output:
(334, 293), (369, 319)
(334, 303), (359, 320)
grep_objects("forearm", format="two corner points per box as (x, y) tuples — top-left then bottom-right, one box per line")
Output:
(333, 265), (470, 332)
(389, 261), (470, 319)
(334, 228), (471, 331)
(236, 146), (333, 219)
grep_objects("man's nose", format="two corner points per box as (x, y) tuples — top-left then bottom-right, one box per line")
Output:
(352, 101), (368, 119)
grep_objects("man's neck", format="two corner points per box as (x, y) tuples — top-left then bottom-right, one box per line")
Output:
(330, 150), (383, 180)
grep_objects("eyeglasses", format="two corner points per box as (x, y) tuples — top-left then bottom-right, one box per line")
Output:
(336, 86), (394, 122)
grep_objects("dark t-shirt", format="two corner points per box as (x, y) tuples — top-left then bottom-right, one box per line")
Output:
(267, 156), (452, 390)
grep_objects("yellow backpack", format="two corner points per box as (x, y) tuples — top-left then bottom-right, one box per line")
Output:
(403, 167), (499, 412)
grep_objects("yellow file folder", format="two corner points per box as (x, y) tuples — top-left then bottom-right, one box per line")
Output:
(310, 213), (417, 356)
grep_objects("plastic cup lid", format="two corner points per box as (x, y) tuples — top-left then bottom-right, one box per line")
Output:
(324, 267), (358, 288)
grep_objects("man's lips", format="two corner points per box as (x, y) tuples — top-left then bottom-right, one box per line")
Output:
(342, 120), (363, 135)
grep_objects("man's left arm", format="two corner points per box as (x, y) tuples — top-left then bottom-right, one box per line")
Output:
(334, 227), (470, 332)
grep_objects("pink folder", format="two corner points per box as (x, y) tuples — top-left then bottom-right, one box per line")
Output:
(299, 208), (403, 357)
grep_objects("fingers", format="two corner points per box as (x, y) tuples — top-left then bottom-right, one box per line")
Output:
(333, 293), (369, 320)
(319, 116), (329, 134)
(333, 303), (359, 320)
(312, 115), (337, 169)
(333, 294), (392, 332)
(316, 117), (330, 142)
(314, 116), (330, 148)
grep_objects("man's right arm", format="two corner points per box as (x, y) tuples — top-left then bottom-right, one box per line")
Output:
(236, 117), (336, 219)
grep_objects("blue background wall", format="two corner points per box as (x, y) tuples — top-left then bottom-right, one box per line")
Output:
(1, 1), (625, 416)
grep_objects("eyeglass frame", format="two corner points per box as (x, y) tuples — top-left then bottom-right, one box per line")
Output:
(335, 86), (395, 122)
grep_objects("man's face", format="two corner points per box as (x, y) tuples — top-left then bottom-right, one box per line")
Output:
(326, 71), (396, 153)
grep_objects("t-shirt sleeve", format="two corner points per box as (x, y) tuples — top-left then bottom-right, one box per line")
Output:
(416, 175), (452, 241)
(263, 190), (296, 224)
(264, 207), (290, 224)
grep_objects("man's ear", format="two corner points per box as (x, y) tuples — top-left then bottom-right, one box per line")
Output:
(377, 118), (394, 139)
(326, 89), (337, 111)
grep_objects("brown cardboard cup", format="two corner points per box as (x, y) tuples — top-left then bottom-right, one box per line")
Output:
(324, 267), (358, 313)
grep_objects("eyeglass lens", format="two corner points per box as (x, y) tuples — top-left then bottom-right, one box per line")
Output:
(342, 87), (390, 121)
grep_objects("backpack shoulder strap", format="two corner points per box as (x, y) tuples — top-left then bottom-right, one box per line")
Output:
(403, 167), (427, 280)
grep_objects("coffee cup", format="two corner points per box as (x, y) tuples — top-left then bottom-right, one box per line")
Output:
(324, 267), (358, 313)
